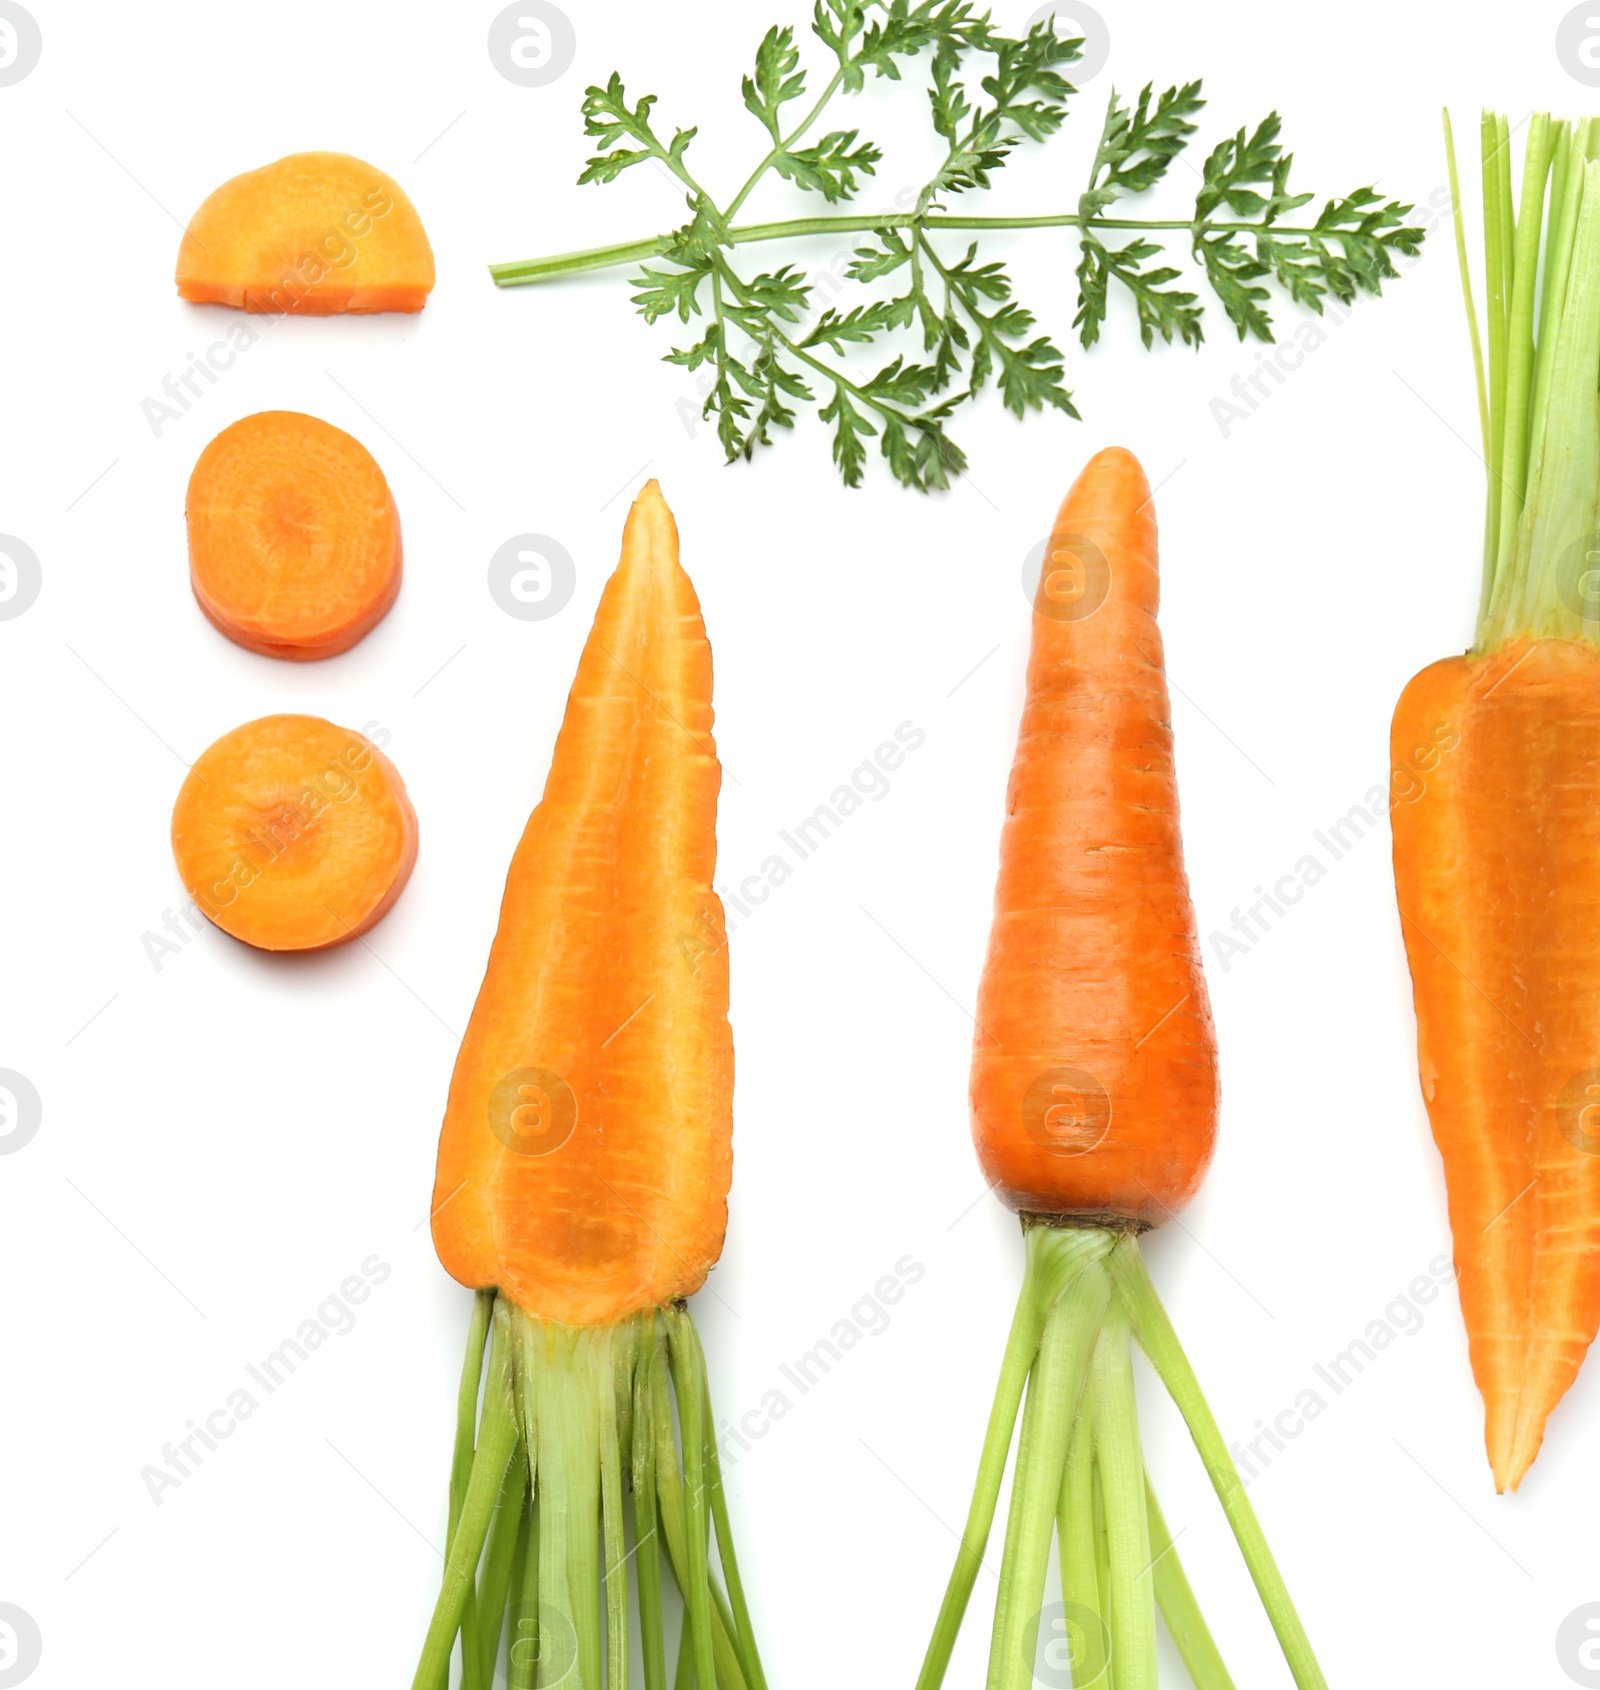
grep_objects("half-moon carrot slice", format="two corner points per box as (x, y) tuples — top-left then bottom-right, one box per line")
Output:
(187, 411), (402, 661)
(172, 714), (417, 952)
(176, 151), (435, 314)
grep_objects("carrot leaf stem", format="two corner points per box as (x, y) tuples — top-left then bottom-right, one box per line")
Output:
(989, 1259), (1110, 1690)
(1461, 107), (1600, 651)
(1107, 1242), (1327, 1690)
(916, 1225), (1114, 1690)
(924, 1224), (1323, 1688)
(1092, 1301), (1157, 1690)
(413, 1301), (519, 1689)
(414, 1297), (760, 1690)
(491, 12), (1423, 490)
(1144, 1477), (1237, 1690)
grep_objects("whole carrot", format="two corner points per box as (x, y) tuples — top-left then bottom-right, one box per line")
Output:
(413, 482), (763, 1690)
(1393, 112), (1600, 1491)
(920, 449), (1325, 1690)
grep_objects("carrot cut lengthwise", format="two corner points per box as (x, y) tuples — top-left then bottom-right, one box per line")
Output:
(171, 714), (417, 952)
(412, 484), (763, 1690)
(176, 151), (435, 314)
(919, 450), (1326, 1690)
(1392, 113), (1600, 1491)
(187, 411), (401, 661)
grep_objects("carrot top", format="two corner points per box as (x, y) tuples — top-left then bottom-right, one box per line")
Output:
(1451, 112), (1600, 649)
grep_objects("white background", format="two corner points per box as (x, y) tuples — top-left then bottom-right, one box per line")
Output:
(0, 1), (1593, 1685)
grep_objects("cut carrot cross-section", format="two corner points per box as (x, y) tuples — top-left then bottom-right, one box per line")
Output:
(187, 410), (401, 661)
(172, 714), (417, 952)
(176, 151), (435, 314)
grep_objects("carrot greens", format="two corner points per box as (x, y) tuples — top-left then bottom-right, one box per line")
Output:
(491, 2), (1423, 490)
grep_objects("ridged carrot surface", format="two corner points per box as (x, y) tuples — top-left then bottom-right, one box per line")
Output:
(431, 482), (732, 1329)
(970, 446), (1218, 1225)
(1393, 637), (1600, 1489)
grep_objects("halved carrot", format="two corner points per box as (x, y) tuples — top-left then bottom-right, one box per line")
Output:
(1392, 114), (1600, 1491)
(171, 714), (417, 952)
(176, 151), (435, 314)
(412, 483), (762, 1690)
(187, 411), (402, 661)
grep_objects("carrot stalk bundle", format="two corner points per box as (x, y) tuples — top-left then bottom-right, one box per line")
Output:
(918, 450), (1323, 1690)
(412, 484), (763, 1689)
(1392, 112), (1600, 1491)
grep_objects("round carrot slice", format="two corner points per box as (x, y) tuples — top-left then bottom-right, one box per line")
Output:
(175, 151), (435, 314)
(172, 715), (418, 953)
(187, 411), (401, 661)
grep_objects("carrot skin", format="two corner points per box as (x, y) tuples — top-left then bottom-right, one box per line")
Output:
(970, 447), (1218, 1225)
(431, 482), (732, 1329)
(1393, 635), (1600, 1489)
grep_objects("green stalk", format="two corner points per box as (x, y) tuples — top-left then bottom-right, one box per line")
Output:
(1107, 1244), (1326, 1690)
(1466, 105), (1600, 651)
(1444, 111), (1490, 470)
(917, 1226), (1114, 1690)
(632, 1337), (669, 1690)
(676, 1312), (768, 1690)
(1090, 1304), (1156, 1690)
(1493, 114), (1554, 578)
(1145, 1479), (1236, 1690)
(600, 1329), (632, 1690)
(477, 1442), (531, 1683)
(416, 1298), (759, 1690)
(666, 1324), (718, 1690)
(488, 212), (1410, 288)
(1482, 112), (1513, 608)
(413, 1302), (520, 1689)
(503, 1496), (534, 1689)
(988, 1261), (1110, 1690)
(1091, 1466), (1115, 1690)
(1056, 1373), (1106, 1688)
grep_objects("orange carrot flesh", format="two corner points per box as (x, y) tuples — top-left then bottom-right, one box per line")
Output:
(432, 479), (732, 1329)
(175, 151), (435, 314)
(171, 714), (417, 952)
(971, 445), (1218, 1226)
(1393, 639), (1600, 1489)
(187, 411), (401, 661)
